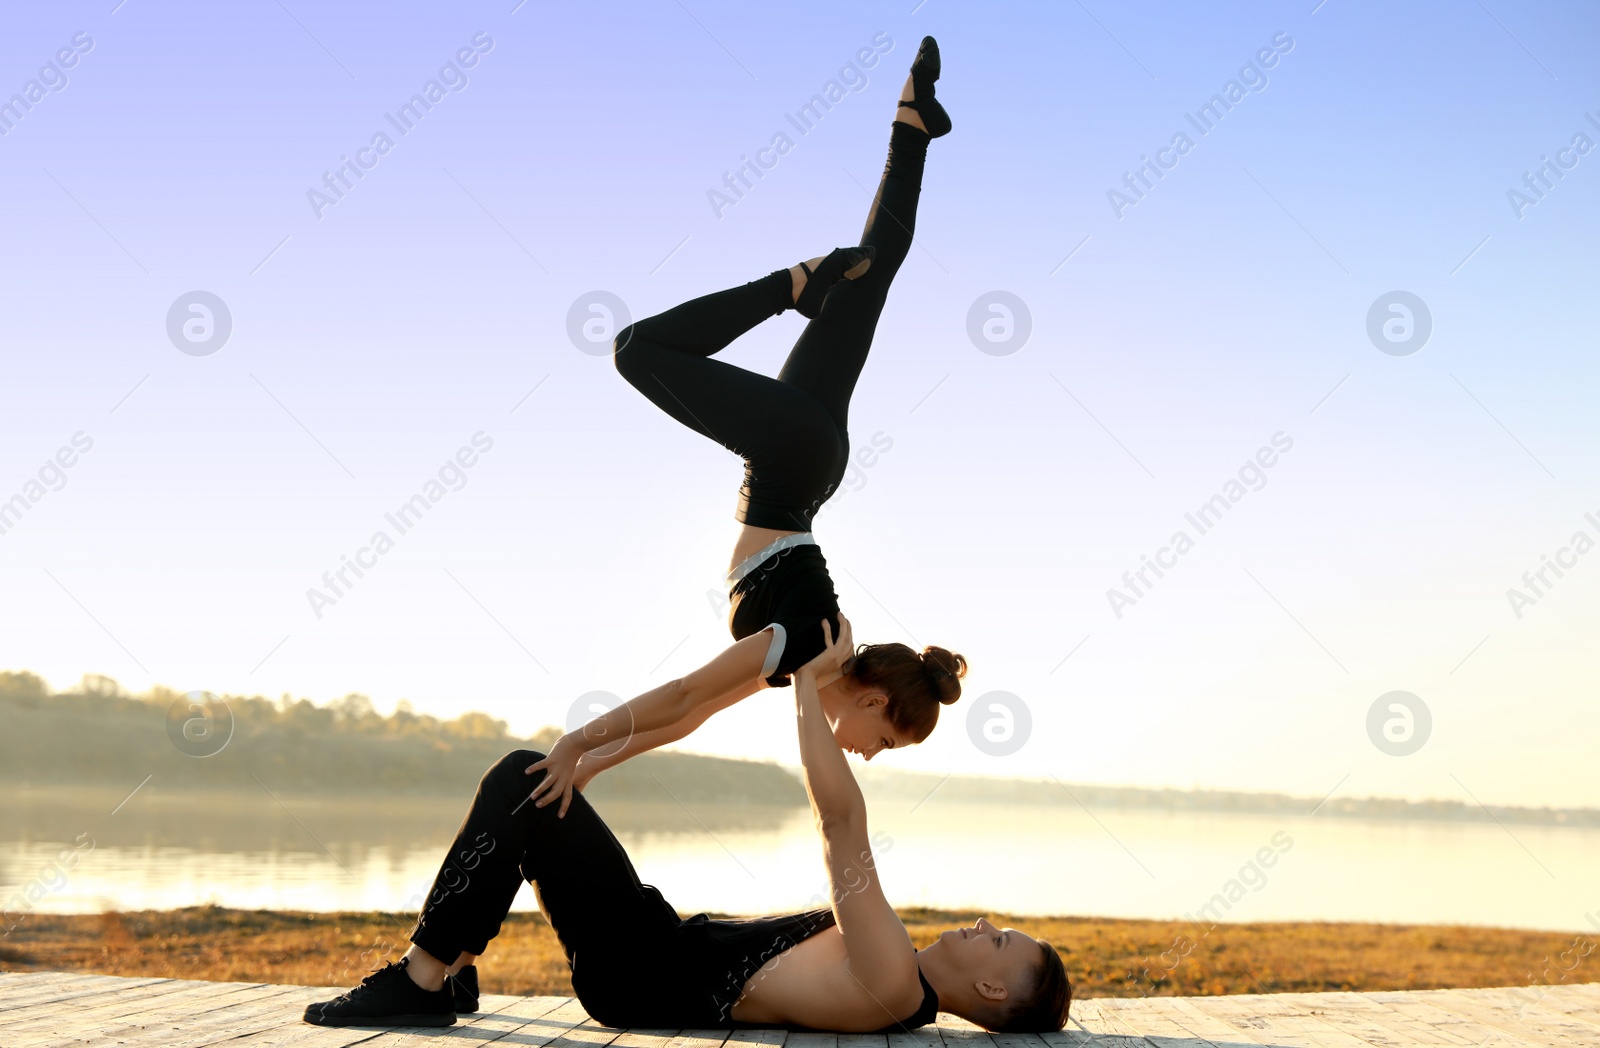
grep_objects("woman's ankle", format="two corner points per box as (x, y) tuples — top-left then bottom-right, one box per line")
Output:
(791, 256), (826, 304)
(894, 105), (927, 134)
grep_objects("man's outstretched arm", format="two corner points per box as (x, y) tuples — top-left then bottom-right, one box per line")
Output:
(793, 617), (921, 1014)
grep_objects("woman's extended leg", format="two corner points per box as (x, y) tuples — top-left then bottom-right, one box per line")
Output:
(774, 103), (934, 434)
(612, 41), (946, 531)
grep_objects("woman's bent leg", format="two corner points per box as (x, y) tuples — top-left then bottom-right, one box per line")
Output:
(613, 272), (843, 528)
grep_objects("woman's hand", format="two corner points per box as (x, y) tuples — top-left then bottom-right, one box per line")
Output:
(800, 613), (854, 679)
(524, 733), (585, 818)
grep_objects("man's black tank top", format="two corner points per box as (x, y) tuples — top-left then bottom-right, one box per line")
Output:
(681, 906), (941, 1032)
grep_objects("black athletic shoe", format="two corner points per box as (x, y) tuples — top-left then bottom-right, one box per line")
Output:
(795, 245), (875, 319)
(302, 958), (456, 1027)
(450, 964), (480, 1014)
(898, 36), (951, 138)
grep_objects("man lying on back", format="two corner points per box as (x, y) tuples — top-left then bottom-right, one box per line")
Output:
(303, 616), (1071, 1032)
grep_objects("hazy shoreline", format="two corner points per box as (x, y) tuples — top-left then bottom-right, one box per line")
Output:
(9, 671), (1596, 827)
(9, 770), (1599, 832)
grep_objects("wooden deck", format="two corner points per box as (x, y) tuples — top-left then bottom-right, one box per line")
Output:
(2, 972), (1598, 1048)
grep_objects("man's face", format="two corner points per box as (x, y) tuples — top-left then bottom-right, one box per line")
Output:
(933, 916), (1040, 992)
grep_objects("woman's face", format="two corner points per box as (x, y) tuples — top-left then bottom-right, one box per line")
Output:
(829, 695), (911, 760)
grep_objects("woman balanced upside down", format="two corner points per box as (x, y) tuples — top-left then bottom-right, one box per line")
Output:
(303, 616), (1072, 1031)
(529, 38), (972, 817)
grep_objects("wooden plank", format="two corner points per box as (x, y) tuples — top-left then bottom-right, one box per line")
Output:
(983, 1033), (1047, 1048)
(0, 972), (133, 1011)
(0, 970), (93, 983)
(373, 990), (573, 1048)
(0, 972), (176, 1017)
(1519, 984), (1600, 1023)
(885, 1028), (940, 1048)
(34, 984), (317, 1048)
(1274, 990), (1449, 1047)
(14, 978), (1600, 1048)
(147, 986), (326, 1048)
(0, 976), (200, 1030)
(0, 975), (173, 1015)
(222, 986), (457, 1048)
(1373, 989), (1557, 1048)
(937, 1024), (993, 1048)
(0, 971), (105, 997)
(1424, 987), (1600, 1046)
(1145, 995), (1296, 1047)
(664, 1029), (733, 1048)
(1455, 982), (1600, 1030)
(1248, 992), (1452, 1048)
(787, 1031), (838, 1048)
(189, 986), (354, 1048)
(1275, 990), (1481, 1047)
(543, 1018), (630, 1048)
(489, 995), (601, 1041)
(1049, 1000), (1157, 1048)
(1164, 995), (1322, 1047)
(509, 996), (627, 1048)
(1035, 1023), (1095, 1047)
(1182, 991), (1393, 1047)
(1362, 991), (1550, 1048)
(6, 980), (291, 1047)
(837, 1033), (887, 1048)
(611, 1029), (685, 1048)
(0, 977), (250, 1032)
(1096, 997), (1229, 1048)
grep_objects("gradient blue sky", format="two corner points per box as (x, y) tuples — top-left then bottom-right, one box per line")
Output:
(4, 0), (1599, 811)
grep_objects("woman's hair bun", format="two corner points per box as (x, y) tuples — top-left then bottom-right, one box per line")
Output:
(918, 645), (967, 705)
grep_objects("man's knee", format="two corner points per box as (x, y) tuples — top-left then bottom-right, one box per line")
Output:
(487, 749), (544, 784)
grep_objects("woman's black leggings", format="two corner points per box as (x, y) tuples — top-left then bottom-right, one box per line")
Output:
(613, 121), (931, 532)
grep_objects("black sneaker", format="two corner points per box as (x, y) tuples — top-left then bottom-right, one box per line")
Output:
(450, 964), (480, 1014)
(302, 958), (456, 1027)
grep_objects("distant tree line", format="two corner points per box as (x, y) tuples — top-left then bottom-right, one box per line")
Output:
(0, 671), (806, 805)
(854, 764), (1600, 828)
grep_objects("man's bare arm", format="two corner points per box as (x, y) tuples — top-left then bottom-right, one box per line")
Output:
(793, 618), (919, 1010)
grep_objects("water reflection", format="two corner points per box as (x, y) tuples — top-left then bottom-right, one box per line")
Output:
(3, 784), (1595, 931)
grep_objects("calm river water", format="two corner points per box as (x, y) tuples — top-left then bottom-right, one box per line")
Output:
(4, 784), (1596, 931)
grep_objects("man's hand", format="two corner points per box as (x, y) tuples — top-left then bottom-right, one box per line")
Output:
(524, 733), (585, 818)
(800, 613), (854, 679)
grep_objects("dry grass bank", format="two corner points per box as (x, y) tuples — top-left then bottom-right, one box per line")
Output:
(3, 906), (1592, 999)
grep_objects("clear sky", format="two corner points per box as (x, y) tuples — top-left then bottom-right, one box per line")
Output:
(3, 0), (1598, 811)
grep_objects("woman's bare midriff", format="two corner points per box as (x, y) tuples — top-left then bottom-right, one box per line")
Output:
(729, 523), (807, 575)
